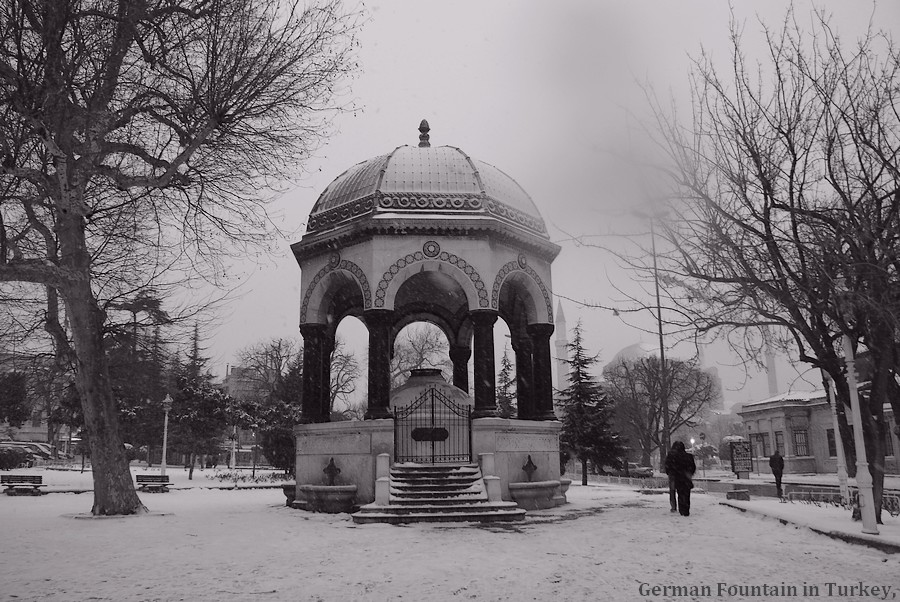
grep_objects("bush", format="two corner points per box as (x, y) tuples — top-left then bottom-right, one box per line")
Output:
(0, 447), (32, 470)
(207, 470), (285, 484)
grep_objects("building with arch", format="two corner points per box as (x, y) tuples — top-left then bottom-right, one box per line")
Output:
(290, 121), (565, 517)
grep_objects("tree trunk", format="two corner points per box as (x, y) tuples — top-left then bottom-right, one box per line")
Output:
(61, 232), (146, 514)
(581, 458), (588, 486)
(188, 453), (195, 480)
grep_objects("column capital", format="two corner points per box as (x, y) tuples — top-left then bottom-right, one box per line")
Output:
(363, 309), (395, 322)
(526, 322), (555, 340)
(299, 322), (328, 337)
(469, 309), (499, 327)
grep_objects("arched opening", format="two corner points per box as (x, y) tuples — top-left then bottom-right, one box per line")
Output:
(390, 322), (453, 389)
(332, 316), (367, 420)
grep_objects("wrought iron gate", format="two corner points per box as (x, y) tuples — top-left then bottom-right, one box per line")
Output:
(394, 386), (472, 464)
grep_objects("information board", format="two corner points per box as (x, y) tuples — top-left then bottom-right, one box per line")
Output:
(730, 441), (752, 475)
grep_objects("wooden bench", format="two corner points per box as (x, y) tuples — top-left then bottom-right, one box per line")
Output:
(1, 474), (46, 496)
(136, 475), (171, 492)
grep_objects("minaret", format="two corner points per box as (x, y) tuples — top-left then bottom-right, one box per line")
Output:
(762, 326), (778, 397)
(554, 300), (569, 394)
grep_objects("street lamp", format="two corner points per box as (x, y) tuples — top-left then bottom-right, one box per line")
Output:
(160, 394), (173, 477)
(822, 371), (850, 505)
(649, 217), (672, 468)
(835, 278), (878, 535)
(251, 424), (259, 479)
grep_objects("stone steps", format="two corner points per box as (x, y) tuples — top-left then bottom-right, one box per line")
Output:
(352, 463), (526, 524)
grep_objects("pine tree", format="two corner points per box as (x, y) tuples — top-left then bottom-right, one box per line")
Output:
(496, 344), (517, 418)
(559, 322), (625, 485)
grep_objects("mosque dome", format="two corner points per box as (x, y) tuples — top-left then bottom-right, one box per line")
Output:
(304, 120), (548, 238)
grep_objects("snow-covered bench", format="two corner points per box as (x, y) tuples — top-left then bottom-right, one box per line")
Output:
(136, 475), (171, 492)
(1, 474), (46, 496)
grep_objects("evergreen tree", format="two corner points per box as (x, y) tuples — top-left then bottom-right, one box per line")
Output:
(496, 345), (517, 418)
(559, 322), (625, 485)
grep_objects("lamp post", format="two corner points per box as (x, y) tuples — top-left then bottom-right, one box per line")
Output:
(841, 335), (879, 534)
(822, 372), (850, 505)
(251, 424), (259, 479)
(160, 394), (173, 477)
(229, 426), (237, 470)
(835, 278), (878, 535)
(647, 216), (671, 469)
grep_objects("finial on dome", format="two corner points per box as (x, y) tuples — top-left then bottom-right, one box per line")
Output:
(418, 119), (430, 148)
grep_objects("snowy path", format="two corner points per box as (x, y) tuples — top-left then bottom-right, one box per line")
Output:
(1, 484), (896, 601)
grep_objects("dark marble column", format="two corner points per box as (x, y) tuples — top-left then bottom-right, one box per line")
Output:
(363, 310), (395, 420)
(299, 323), (328, 423)
(512, 336), (534, 419)
(528, 323), (557, 421)
(471, 311), (499, 418)
(321, 335), (335, 420)
(449, 345), (471, 393)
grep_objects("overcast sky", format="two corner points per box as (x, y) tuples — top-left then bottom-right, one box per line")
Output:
(207, 0), (900, 407)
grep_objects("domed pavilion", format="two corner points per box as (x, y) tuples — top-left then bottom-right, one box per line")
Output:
(290, 121), (566, 519)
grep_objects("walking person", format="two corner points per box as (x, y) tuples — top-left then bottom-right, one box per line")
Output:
(769, 449), (785, 498)
(665, 441), (696, 516)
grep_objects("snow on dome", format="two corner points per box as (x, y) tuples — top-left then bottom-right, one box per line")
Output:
(305, 121), (548, 237)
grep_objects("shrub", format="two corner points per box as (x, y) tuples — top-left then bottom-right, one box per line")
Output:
(0, 447), (32, 470)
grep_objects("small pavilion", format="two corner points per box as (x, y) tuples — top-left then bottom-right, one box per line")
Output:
(290, 121), (565, 517)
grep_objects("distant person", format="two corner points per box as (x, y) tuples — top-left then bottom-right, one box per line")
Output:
(665, 441), (697, 516)
(769, 450), (785, 497)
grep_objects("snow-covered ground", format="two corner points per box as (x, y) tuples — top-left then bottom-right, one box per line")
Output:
(2, 473), (898, 601)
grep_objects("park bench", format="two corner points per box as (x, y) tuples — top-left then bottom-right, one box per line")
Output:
(1, 474), (46, 496)
(136, 474), (171, 492)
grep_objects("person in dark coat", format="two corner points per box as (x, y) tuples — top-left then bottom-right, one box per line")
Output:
(665, 441), (696, 516)
(769, 450), (785, 497)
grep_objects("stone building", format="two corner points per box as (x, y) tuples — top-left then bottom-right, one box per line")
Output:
(738, 389), (899, 475)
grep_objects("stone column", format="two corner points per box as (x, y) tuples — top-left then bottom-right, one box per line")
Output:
(512, 336), (534, 419)
(449, 345), (471, 393)
(299, 323), (328, 423)
(471, 311), (499, 418)
(528, 323), (557, 421)
(364, 310), (395, 419)
(321, 334), (335, 420)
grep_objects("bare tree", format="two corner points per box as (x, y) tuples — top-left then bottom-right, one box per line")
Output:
(329, 337), (359, 417)
(390, 323), (452, 388)
(0, 0), (359, 514)
(237, 337), (300, 402)
(620, 9), (900, 521)
(604, 356), (719, 467)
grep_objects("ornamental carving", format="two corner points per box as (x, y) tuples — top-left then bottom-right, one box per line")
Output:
(378, 193), (482, 211)
(422, 241), (441, 258)
(374, 250), (489, 309)
(490, 259), (554, 320)
(299, 258), (372, 323)
(305, 191), (548, 238)
(306, 196), (376, 232)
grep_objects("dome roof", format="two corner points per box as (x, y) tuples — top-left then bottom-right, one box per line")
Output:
(305, 121), (547, 237)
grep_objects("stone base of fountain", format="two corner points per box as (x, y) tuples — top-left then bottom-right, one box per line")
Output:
(292, 484), (358, 514)
(508, 480), (560, 510)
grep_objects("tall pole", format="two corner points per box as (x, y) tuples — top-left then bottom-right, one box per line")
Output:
(650, 219), (671, 466)
(822, 372), (850, 505)
(842, 335), (879, 534)
(229, 426), (237, 470)
(251, 425), (258, 479)
(160, 394), (173, 477)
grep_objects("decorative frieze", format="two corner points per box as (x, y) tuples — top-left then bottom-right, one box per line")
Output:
(490, 259), (554, 319)
(305, 192), (548, 237)
(374, 249), (489, 308)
